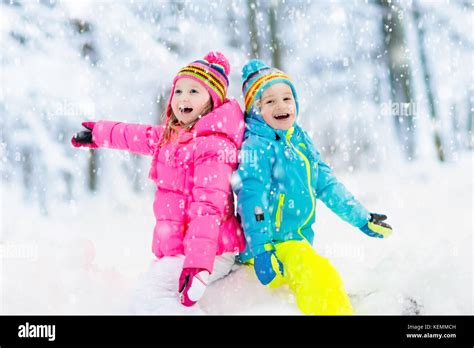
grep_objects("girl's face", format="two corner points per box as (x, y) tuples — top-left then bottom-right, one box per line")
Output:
(257, 83), (296, 130)
(171, 78), (212, 126)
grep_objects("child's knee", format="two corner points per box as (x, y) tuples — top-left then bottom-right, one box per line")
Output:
(275, 241), (353, 315)
(293, 264), (353, 315)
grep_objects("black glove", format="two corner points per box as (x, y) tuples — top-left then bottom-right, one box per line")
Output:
(71, 122), (97, 148)
(359, 213), (393, 238)
(74, 131), (92, 144)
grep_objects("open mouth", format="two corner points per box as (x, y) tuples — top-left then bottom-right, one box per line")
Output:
(179, 106), (194, 114)
(273, 113), (290, 120)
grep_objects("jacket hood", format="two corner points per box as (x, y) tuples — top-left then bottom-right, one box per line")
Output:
(192, 98), (245, 148)
(149, 98), (244, 181)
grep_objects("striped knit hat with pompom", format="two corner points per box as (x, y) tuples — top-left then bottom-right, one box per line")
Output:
(166, 51), (230, 118)
(150, 52), (231, 180)
(241, 59), (299, 116)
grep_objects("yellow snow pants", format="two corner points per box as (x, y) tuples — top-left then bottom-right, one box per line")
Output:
(254, 240), (353, 315)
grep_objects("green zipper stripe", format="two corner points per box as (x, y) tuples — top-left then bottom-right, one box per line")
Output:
(275, 193), (285, 230)
(285, 128), (315, 241)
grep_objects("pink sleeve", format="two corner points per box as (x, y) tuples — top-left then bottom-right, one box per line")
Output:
(182, 136), (237, 273)
(92, 120), (163, 156)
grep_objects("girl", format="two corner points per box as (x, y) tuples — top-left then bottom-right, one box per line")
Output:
(72, 52), (246, 311)
(233, 59), (393, 315)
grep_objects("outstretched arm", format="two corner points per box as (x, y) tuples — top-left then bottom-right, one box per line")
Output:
(315, 153), (393, 237)
(72, 120), (163, 156)
(92, 120), (164, 155)
(316, 153), (371, 228)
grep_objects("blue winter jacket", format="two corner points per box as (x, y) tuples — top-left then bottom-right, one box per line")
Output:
(233, 111), (370, 262)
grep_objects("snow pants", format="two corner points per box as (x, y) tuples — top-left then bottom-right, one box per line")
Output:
(131, 253), (236, 314)
(260, 240), (353, 315)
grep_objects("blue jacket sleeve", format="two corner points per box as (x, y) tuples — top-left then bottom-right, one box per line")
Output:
(315, 152), (370, 228)
(233, 137), (275, 256)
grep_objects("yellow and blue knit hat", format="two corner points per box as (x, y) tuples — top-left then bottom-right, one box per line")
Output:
(241, 59), (299, 115)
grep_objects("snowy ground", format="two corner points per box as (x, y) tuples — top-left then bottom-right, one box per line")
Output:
(1, 153), (472, 315)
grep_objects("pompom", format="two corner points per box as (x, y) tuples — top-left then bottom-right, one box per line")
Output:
(241, 59), (269, 81)
(204, 51), (230, 75)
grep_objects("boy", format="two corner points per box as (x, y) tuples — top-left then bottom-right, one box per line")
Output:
(233, 59), (392, 315)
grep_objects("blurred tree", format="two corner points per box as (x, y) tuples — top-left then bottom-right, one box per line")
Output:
(378, 0), (416, 161)
(227, 1), (241, 49)
(468, 90), (474, 150)
(449, 103), (460, 153)
(268, 0), (281, 69)
(70, 18), (100, 191)
(412, 0), (445, 162)
(247, 0), (260, 58)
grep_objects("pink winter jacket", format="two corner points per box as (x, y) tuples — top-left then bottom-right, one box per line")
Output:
(92, 98), (246, 273)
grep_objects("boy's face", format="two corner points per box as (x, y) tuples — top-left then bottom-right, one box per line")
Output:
(171, 78), (212, 126)
(256, 82), (296, 130)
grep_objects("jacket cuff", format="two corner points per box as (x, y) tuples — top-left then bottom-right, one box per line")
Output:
(251, 242), (275, 257)
(92, 120), (120, 148)
(183, 238), (217, 273)
(354, 209), (371, 228)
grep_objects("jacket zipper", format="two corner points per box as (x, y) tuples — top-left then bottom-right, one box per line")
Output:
(285, 128), (315, 241)
(275, 193), (285, 231)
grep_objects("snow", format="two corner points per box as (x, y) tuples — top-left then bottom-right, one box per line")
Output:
(1, 0), (472, 315)
(1, 153), (471, 314)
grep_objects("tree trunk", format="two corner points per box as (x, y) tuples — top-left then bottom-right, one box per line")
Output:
(468, 91), (473, 150)
(412, 0), (445, 162)
(378, 0), (416, 160)
(227, 3), (241, 49)
(71, 18), (101, 189)
(88, 149), (97, 192)
(247, 0), (260, 59)
(268, 0), (281, 69)
(450, 103), (459, 153)
(21, 147), (33, 199)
